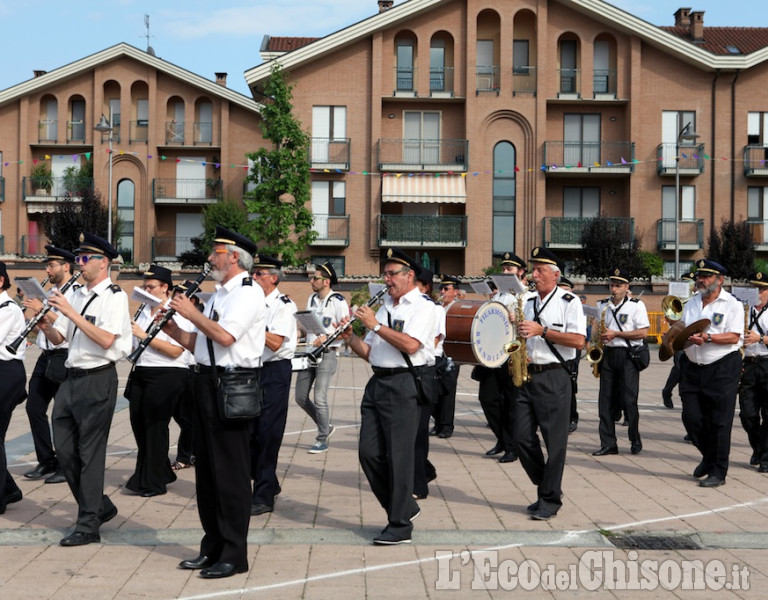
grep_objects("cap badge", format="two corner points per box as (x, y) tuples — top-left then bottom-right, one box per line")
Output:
(533, 248), (539, 257)
(614, 269), (620, 276)
(387, 248), (393, 258)
(698, 259), (705, 268)
(79, 233), (85, 242)
(758, 273), (764, 281)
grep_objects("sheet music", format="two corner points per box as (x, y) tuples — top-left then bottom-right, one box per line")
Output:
(731, 286), (760, 307)
(470, 280), (493, 295)
(130, 286), (163, 309)
(668, 282), (691, 299)
(490, 274), (527, 295)
(14, 277), (48, 301)
(582, 304), (601, 320)
(295, 310), (327, 335)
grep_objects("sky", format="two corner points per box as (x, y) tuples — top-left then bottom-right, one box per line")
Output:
(0, 0), (762, 98)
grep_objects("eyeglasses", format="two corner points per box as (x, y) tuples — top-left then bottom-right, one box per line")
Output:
(213, 248), (230, 255)
(381, 268), (408, 278)
(142, 283), (160, 291)
(75, 254), (104, 264)
(253, 271), (271, 278)
(439, 285), (454, 291)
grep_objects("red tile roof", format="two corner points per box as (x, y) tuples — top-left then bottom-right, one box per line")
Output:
(660, 26), (768, 55)
(266, 37), (321, 53)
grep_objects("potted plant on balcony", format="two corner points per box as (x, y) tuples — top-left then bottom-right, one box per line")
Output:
(30, 162), (52, 196)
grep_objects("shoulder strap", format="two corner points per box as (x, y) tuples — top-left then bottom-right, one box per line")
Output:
(0, 300), (12, 309)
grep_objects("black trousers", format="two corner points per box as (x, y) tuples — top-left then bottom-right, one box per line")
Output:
(597, 347), (641, 448)
(662, 351), (683, 401)
(359, 371), (420, 538)
(193, 371), (253, 570)
(126, 367), (187, 494)
(173, 368), (196, 464)
(250, 360), (291, 506)
(432, 357), (458, 433)
(52, 366), (118, 535)
(414, 399), (437, 498)
(739, 358), (768, 466)
(515, 368), (570, 514)
(568, 358), (580, 423)
(0, 360), (26, 504)
(680, 351), (742, 479)
(478, 365), (516, 452)
(26, 353), (63, 468)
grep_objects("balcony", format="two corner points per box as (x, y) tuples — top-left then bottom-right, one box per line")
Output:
(542, 142), (635, 174)
(165, 121), (185, 144)
(99, 124), (121, 144)
(130, 120), (149, 143)
(310, 138), (350, 171)
(20, 234), (49, 257)
(38, 119), (57, 143)
(151, 237), (197, 261)
(476, 66), (500, 94)
(377, 138), (468, 172)
(311, 214), (350, 246)
(429, 67), (454, 97)
(0, 236), (4, 253)
(194, 122), (215, 145)
(558, 68), (581, 98)
(22, 176), (93, 212)
(744, 146), (768, 176)
(656, 143), (705, 176)
(377, 214), (467, 247)
(394, 66), (417, 96)
(67, 120), (86, 143)
(747, 220), (768, 251)
(542, 217), (634, 249)
(153, 178), (221, 205)
(0, 177), (4, 202)
(656, 218), (704, 251)
(593, 69), (617, 98)
(513, 66), (536, 96)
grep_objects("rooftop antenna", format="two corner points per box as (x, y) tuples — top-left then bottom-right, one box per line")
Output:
(142, 14), (155, 55)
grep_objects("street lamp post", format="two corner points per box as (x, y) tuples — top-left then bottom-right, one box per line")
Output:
(674, 121), (699, 281)
(94, 110), (114, 245)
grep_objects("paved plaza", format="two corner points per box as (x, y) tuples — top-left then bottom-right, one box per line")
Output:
(2, 345), (767, 599)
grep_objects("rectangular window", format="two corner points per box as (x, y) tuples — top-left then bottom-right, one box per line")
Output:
(311, 255), (345, 277)
(513, 40), (529, 74)
(403, 111), (440, 164)
(662, 185), (695, 220)
(137, 99), (149, 125)
(430, 42), (445, 91)
(396, 42), (414, 91)
(564, 114), (600, 165)
(748, 187), (768, 243)
(748, 112), (768, 146)
(311, 180), (346, 215)
(563, 187), (600, 217)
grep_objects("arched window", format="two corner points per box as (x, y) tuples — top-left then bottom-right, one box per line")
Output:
(493, 142), (516, 252)
(117, 179), (135, 262)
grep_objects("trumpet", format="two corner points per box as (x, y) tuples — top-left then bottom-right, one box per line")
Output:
(6, 271), (82, 355)
(126, 264), (211, 364)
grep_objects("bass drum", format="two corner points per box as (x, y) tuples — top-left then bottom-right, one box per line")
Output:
(444, 300), (513, 367)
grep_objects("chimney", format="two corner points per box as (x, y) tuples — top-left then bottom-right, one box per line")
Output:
(378, 1), (394, 13)
(690, 11), (705, 42)
(33, 70), (47, 78)
(674, 7), (691, 27)
(215, 72), (227, 87)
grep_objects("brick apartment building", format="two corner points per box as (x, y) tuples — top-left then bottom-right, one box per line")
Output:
(246, 0), (768, 278)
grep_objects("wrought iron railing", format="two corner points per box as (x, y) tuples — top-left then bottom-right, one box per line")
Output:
(377, 138), (468, 171)
(542, 217), (634, 248)
(558, 68), (581, 95)
(377, 215), (467, 246)
(593, 69), (617, 95)
(394, 66), (417, 92)
(656, 218), (704, 250)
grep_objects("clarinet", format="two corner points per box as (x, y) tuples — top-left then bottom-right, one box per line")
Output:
(126, 264), (211, 364)
(6, 271), (82, 355)
(307, 286), (388, 362)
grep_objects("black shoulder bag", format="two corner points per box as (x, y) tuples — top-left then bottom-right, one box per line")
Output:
(611, 303), (650, 371)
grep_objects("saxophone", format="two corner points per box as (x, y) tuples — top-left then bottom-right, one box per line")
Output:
(505, 292), (530, 387)
(586, 305), (606, 378)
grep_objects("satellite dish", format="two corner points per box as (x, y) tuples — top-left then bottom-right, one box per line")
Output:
(147, 46), (156, 56)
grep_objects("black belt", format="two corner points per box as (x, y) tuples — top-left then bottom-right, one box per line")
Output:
(42, 349), (68, 357)
(684, 351), (740, 368)
(372, 366), (420, 376)
(527, 362), (562, 374)
(67, 362), (115, 378)
(744, 355), (768, 364)
(193, 364), (261, 374)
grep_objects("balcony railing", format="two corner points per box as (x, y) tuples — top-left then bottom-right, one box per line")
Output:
(0, 236), (4, 253)
(593, 69), (617, 96)
(429, 67), (454, 96)
(513, 66), (536, 95)
(747, 220), (768, 250)
(153, 178), (221, 204)
(0, 177), (4, 203)
(38, 119), (57, 143)
(311, 214), (350, 246)
(558, 68), (581, 96)
(744, 146), (768, 176)
(476, 66), (500, 94)
(542, 217), (634, 249)
(310, 138), (350, 170)
(542, 141), (635, 173)
(67, 119), (86, 143)
(394, 66), (416, 93)
(23, 176), (94, 201)
(20, 234), (50, 257)
(130, 120), (149, 143)
(100, 124), (121, 144)
(194, 122), (214, 145)
(656, 143), (705, 175)
(377, 138), (468, 171)
(377, 215), (467, 247)
(656, 218), (704, 251)
(151, 237), (197, 260)
(165, 121), (185, 144)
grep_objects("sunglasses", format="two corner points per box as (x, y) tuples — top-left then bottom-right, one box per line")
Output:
(75, 254), (104, 264)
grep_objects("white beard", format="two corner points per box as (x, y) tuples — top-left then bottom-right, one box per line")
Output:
(210, 268), (225, 282)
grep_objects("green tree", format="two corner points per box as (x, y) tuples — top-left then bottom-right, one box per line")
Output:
(573, 218), (648, 279)
(244, 65), (315, 265)
(706, 219), (755, 280)
(178, 199), (250, 267)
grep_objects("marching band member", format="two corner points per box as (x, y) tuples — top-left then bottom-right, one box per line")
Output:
(557, 275), (581, 433)
(431, 274), (460, 439)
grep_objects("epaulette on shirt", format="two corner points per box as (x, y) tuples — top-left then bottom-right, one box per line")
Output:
(562, 293), (574, 302)
(72, 283), (83, 291)
(330, 293), (345, 302)
(242, 276), (253, 286)
(280, 295), (293, 304)
(109, 284), (123, 294)
(598, 297), (610, 304)
(0, 300), (12, 309)
(630, 297), (640, 303)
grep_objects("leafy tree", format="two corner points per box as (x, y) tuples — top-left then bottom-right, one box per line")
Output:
(178, 199), (250, 267)
(706, 219), (755, 280)
(638, 250), (664, 277)
(244, 65), (315, 265)
(573, 218), (648, 279)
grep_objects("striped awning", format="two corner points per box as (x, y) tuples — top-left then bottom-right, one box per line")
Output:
(381, 175), (466, 203)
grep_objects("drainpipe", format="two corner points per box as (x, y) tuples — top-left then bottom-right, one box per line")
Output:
(730, 72), (739, 222)
(710, 70), (719, 230)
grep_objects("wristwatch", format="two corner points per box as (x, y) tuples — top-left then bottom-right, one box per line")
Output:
(373, 323), (382, 333)
(706, 333), (712, 344)
(541, 326), (549, 339)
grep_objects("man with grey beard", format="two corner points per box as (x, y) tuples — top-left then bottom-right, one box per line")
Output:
(678, 259), (743, 488)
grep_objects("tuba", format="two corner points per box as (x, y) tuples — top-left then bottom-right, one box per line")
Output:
(586, 305), (606, 378)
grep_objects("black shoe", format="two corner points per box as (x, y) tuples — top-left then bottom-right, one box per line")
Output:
(759, 465), (768, 473)
(179, 555), (215, 570)
(699, 475), (725, 488)
(199, 562), (246, 579)
(499, 451), (518, 463)
(140, 489), (167, 498)
(410, 508), (421, 522)
(485, 443), (503, 456)
(60, 532), (100, 547)
(530, 507), (557, 521)
(621, 419), (629, 426)
(750, 452), (760, 466)
(662, 396), (674, 409)
(3, 489), (22, 504)
(592, 446), (618, 456)
(251, 503), (274, 516)
(429, 427), (440, 436)
(373, 531), (412, 545)
(630, 442), (643, 455)
(23, 464), (56, 480)
(526, 500), (540, 514)
(426, 471), (437, 483)
(437, 429), (453, 439)
(693, 462), (709, 478)
(568, 420), (578, 433)
(44, 470), (67, 484)
(98, 505), (118, 525)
